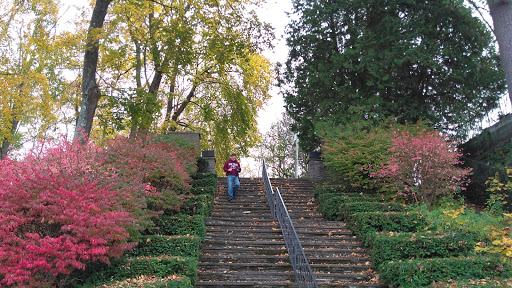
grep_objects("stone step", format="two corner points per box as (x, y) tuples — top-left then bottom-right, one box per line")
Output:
(197, 270), (379, 285)
(199, 254), (372, 265)
(205, 228), (354, 237)
(198, 262), (373, 274)
(197, 178), (383, 287)
(203, 246), (370, 257)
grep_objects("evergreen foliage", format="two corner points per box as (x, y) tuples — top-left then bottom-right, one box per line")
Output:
(282, 0), (505, 151)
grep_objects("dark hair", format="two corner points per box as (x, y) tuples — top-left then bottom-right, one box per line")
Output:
(231, 153), (237, 156)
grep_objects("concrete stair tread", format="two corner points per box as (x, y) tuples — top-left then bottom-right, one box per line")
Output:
(198, 178), (383, 287)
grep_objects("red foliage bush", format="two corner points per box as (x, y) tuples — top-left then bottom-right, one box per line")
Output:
(0, 134), (197, 287)
(0, 139), (135, 287)
(371, 130), (472, 208)
(101, 135), (197, 212)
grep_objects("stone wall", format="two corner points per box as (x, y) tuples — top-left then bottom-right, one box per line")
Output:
(166, 131), (201, 156)
(460, 114), (512, 206)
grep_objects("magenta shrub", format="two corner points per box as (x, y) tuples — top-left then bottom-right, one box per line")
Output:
(0, 139), (135, 287)
(0, 134), (197, 287)
(101, 135), (196, 212)
(371, 130), (472, 208)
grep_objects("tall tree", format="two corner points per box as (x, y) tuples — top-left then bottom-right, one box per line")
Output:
(467, 0), (512, 107)
(255, 113), (308, 178)
(282, 0), (506, 152)
(91, 0), (274, 170)
(488, 0), (512, 105)
(74, 0), (113, 142)
(0, 0), (71, 158)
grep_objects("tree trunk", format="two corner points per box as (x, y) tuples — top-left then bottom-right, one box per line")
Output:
(74, 0), (113, 142)
(0, 108), (20, 160)
(489, 0), (512, 105)
(170, 83), (197, 129)
(163, 75), (177, 131)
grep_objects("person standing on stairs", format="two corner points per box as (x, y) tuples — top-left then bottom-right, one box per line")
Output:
(223, 153), (241, 201)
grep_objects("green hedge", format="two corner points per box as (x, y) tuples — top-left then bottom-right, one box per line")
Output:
(90, 276), (193, 288)
(314, 185), (348, 198)
(192, 185), (216, 196)
(192, 172), (217, 180)
(191, 177), (217, 189)
(379, 256), (512, 287)
(130, 235), (201, 258)
(81, 256), (198, 287)
(152, 214), (206, 239)
(321, 200), (404, 221)
(317, 194), (382, 220)
(370, 231), (476, 266)
(348, 211), (428, 246)
(316, 192), (379, 204)
(431, 278), (512, 287)
(180, 194), (214, 216)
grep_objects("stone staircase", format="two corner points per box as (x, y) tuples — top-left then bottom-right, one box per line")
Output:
(196, 178), (383, 288)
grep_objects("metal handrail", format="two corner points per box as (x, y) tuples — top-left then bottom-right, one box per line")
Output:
(262, 160), (276, 219)
(261, 160), (319, 288)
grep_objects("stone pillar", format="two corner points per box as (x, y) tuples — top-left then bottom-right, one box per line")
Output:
(200, 150), (216, 174)
(308, 152), (326, 182)
(166, 131), (201, 156)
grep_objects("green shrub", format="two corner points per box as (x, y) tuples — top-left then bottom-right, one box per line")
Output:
(321, 118), (430, 192)
(432, 277), (512, 287)
(410, 203), (504, 243)
(180, 194), (214, 216)
(192, 185), (216, 196)
(371, 231), (476, 266)
(151, 134), (197, 151)
(88, 275), (193, 288)
(146, 190), (182, 214)
(379, 256), (512, 288)
(317, 192), (379, 205)
(321, 201), (404, 221)
(81, 256), (198, 287)
(196, 157), (210, 173)
(152, 214), (206, 239)
(317, 195), (384, 220)
(348, 211), (428, 246)
(191, 177), (217, 188)
(314, 185), (349, 198)
(130, 235), (201, 258)
(192, 172), (218, 180)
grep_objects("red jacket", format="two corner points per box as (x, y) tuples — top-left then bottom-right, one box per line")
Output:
(223, 159), (241, 176)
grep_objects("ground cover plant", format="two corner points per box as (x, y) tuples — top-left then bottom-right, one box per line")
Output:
(0, 134), (215, 287)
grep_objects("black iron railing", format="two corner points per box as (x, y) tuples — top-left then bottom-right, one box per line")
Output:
(262, 160), (276, 220)
(262, 160), (318, 288)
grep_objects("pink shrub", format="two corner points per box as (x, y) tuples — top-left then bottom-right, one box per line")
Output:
(0, 139), (136, 287)
(101, 135), (196, 212)
(372, 130), (472, 208)
(0, 134), (197, 286)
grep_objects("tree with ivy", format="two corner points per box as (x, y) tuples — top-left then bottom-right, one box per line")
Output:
(281, 0), (506, 152)
(467, 0), (512, 107)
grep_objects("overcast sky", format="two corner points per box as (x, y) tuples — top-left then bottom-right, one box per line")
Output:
(253, 0), (293, 134)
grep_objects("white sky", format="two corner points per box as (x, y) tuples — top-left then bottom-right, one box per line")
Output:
(254, 0), (293, 134)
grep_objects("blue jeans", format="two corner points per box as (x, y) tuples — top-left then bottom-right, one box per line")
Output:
(227, 175), (240, 200)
